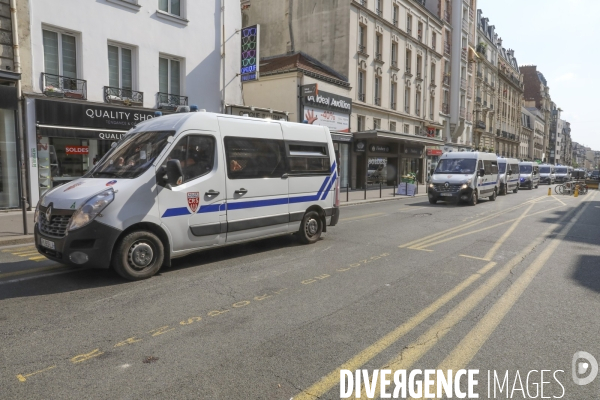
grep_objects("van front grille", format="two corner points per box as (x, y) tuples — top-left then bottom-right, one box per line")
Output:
(434, 184), (461, 193)
(38, 206), (74, 238)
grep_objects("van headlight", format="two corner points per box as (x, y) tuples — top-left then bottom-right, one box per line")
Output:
(429, 183), (434, 188)
(461, 183), (469, 189)
(68, 189), (115, 231)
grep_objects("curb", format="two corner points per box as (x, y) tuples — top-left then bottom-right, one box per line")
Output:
(0, 236), (35, 247)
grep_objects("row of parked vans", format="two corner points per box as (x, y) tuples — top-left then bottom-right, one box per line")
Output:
(427, 152), (566, 206)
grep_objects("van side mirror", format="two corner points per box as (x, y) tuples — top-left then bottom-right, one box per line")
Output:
(166, 159), (184, 188)
(430, 168), (435, 176)
(479, 168), (485, 177)
(508, 169), (512, 175)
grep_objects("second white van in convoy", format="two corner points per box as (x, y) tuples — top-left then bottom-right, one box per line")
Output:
(497, 157), (521, 195)
(33, 111), (340, 280)
(554, 166), (572, 183)
(538, 164), (556, 185)
(519, 162), (540, 189)
(428, 152), (499, 206)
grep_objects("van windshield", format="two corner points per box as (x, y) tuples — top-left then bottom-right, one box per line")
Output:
(498, 163), (506, 173)
(520, 165), (533, 174)
(540, 167), (550, 173)
(556, 168), (567, 174)
(87, 130), (173, 179)
(434, 158), (477, 174)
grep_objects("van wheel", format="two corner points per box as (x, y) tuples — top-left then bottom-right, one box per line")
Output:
(529, 182), (533, 190)
(298, 211), (323, 244)
(489, 189), (497, 201)
(428, 197), (438, 204)
(469, 191), (477, 206)
(113, 231), (164, 280)
(513, 186), (518, 194)
(499, 183), (505, 195)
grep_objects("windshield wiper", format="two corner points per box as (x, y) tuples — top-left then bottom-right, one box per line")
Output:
(92, 171), (121, 178)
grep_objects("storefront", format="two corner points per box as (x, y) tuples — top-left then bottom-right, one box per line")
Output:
(351, 130), (444, 189)
(0, 84), (20, 209)
(300, 88), (353, 189)
(426, 148), (443, 181)
(28, 99), (158, 203)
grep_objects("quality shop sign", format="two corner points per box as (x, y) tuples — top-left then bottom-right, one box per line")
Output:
(35, 99), (156, 130)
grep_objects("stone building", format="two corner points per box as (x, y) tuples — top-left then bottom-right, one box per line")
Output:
(495, 42), (522, 158)
(521, 65), (551, 162)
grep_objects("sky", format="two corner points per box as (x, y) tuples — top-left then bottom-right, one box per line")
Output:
(478, 0), (600, 150)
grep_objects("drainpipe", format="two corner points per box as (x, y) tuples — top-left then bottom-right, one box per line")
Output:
(221, 0), (226, 112)
(10, 0), (29, 233)
(288, 0), (295, 53)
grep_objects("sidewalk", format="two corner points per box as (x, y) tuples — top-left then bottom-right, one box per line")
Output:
(0, 210), (35, 246)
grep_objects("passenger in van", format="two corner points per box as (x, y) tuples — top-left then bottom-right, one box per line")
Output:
(230, 159), (245, 171)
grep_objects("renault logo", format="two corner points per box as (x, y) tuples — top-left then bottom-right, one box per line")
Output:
(444, 182), (449, 188)
(45, 204), (53, 221)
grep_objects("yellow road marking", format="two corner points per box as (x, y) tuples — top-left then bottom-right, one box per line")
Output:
(482, 202), (535, 260)
(0, 264), (67, 279)
(291, 261), (498, 400)
(416, 206), (563, 250)
(417, 191), (595, 399)
(399, 196), (546, 249)
(552, 195), (567, 206)
(2, 245), (36, 253)
(28, 256), (48, 261)
(14, 251), (41, 256)
(407, 247), (433, 252)
(340, 213), (384, 221)
(16, 365), (56, 382)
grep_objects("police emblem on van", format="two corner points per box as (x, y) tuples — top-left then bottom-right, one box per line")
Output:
(187, 192), (200, 213)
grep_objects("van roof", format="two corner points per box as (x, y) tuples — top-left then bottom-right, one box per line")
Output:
(441, 151), (497, 160)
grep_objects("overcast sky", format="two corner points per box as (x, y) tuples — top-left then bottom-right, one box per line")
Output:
(478, 0), (599, 150)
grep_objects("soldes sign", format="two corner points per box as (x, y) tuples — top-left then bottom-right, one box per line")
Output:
(65, 146), (89, 155)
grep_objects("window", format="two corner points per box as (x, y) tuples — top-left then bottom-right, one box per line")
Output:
(159, 0), (181, 16)
(404, 124), (410, 134)
(417, 22), (423, 42)
(374, 75), (381, 105)
(406, 14), (412, 35)
(415, 91), (421, 116)
(287, 142), (330, 174)
(429, 95), (434, 119)
(414, 126), (420, 135)
(376, 0), (382, 16)
(431, 32), (437, 50)
(390, 82), (397, 109)
(43, 29), (77, 79)
(392, 5), (399, 26)
(358, 70), (366, 101)
(430, 63), (436, 84)
(225, 137), (286, 179)
(391, 42), (398, 67)
(416, 55), (422, 79)
(166, 135), (215, 182)
(389, 121), (396, 132)
(405, 49), (412, 73)
(108, 44), (133, 90)
(357, 115), (366, 131)
(159, 56), (181, 95)
(404, 87), (410, 113)
(483, 160), (498, 175)
(374, 118), (381, 129)
(359, 25), (366, 52)
(375, 34), (382, 59)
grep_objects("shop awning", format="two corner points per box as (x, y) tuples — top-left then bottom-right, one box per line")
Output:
(37, 124), (129, 141)
(353, 130), (445, 146)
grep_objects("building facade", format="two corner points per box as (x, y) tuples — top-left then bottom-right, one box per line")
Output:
(521, 65), (551, 162)
(18, 0), (243, 206)
(495, 42), (522, 158)
(520, 107), (533, 161)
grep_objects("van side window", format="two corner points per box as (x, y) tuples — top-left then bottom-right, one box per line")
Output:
(166, 135), (215, 182)
(478, 160), (484, 172)
(287, 142), (330, 174)
(491, 161), (498, 174)
(224, 137), (286, 179)
(483, 160), (492, 175)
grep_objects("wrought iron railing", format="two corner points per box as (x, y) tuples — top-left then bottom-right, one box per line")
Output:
(157, 92), (188, 109)
(442, 103), (449, 114)
(443, 75), (450, 86)
(42, 73), (87, 100)
(358, 93), (366, 101)
(104, 86), (143, 105)
(444, 42), (451, 55)
(374, 97), (381, 106)
(476, 120), (486, 129)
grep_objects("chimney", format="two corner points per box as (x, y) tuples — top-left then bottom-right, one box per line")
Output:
(497, 37), (503, 46)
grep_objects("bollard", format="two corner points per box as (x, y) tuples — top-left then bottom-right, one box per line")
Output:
(393, 181), (396, 197)
(346, 185), (349, 202)
(364, 184), (367, 200)
(548, 187), (551, 196)
(574, 188), (579, 197)
(379, 181), (382, 198)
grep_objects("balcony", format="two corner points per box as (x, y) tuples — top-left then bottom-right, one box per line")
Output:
(356, 0), (367, 6)
(444, 42), (451, 56)
(376, 8), (382, 16)
(442, 103), (449, 114)
(476, 120), (486, 130)
(460, 78), (467, 90)
(42, 73), (87, 100)
(374, 97), (381, 106)
(157, 92), (188, 110)
(460, 106), (466, 119)
(443, 75), (450, 86)
(444, 10), (451, 23)
(358, 93), (366, 102)
(104, 86), (143, 106)
(461, 47), (467, 61)
(375, 53), (384, 63)
(469, 8), (474, 20)
(358, 44), (368, 56)
(405, 67), (412, 77)
(391, 60), (399, 70)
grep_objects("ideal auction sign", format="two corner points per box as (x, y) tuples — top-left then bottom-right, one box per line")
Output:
(302, 106), (350, 133)
(301, 90), (352, 132)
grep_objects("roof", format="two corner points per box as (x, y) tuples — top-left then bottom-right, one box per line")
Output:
(259, 52), (350, 87)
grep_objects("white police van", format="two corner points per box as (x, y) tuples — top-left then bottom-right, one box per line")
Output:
(538, 164), (555, 185)
(34, 111), (340, 280)
(518, 162), (540, 190)
(554, 165), (571, 183)
(428, 152), (499, 206)
(497, 157), (520, 195)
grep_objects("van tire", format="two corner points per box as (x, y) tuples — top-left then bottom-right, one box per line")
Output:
(499, 183), (505, 195)
(513, 186), (518, 194)
(489, 189), (497, 201)
(469, 191), (477, 206)
(529, 182), (533, 190)
(428, 197), (437, 204)
(113, 231), (164, 280)
(298, 211), (323, 244)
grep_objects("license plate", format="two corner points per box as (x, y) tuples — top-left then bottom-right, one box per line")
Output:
(40, 238), (55, 250)
(440, 193), (453, 197)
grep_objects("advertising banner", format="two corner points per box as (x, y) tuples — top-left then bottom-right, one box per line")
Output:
(65, 146), (89, 155)
(302, 106), (350, 133)
(240, 25), (260, 82)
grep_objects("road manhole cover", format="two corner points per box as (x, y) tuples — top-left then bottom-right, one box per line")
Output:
(413, 213), (432, 217)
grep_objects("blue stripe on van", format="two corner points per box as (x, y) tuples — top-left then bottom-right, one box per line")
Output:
(161, 161), (337, 217)
(478, 182), (497, 187)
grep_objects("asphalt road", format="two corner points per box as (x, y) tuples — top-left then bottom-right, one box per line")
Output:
(1, 186), (600, 399)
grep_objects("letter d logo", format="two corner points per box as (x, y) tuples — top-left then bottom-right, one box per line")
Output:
(572, 351), (598, 385)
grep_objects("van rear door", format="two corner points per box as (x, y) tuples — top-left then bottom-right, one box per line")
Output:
(218, 117), (289, 243)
